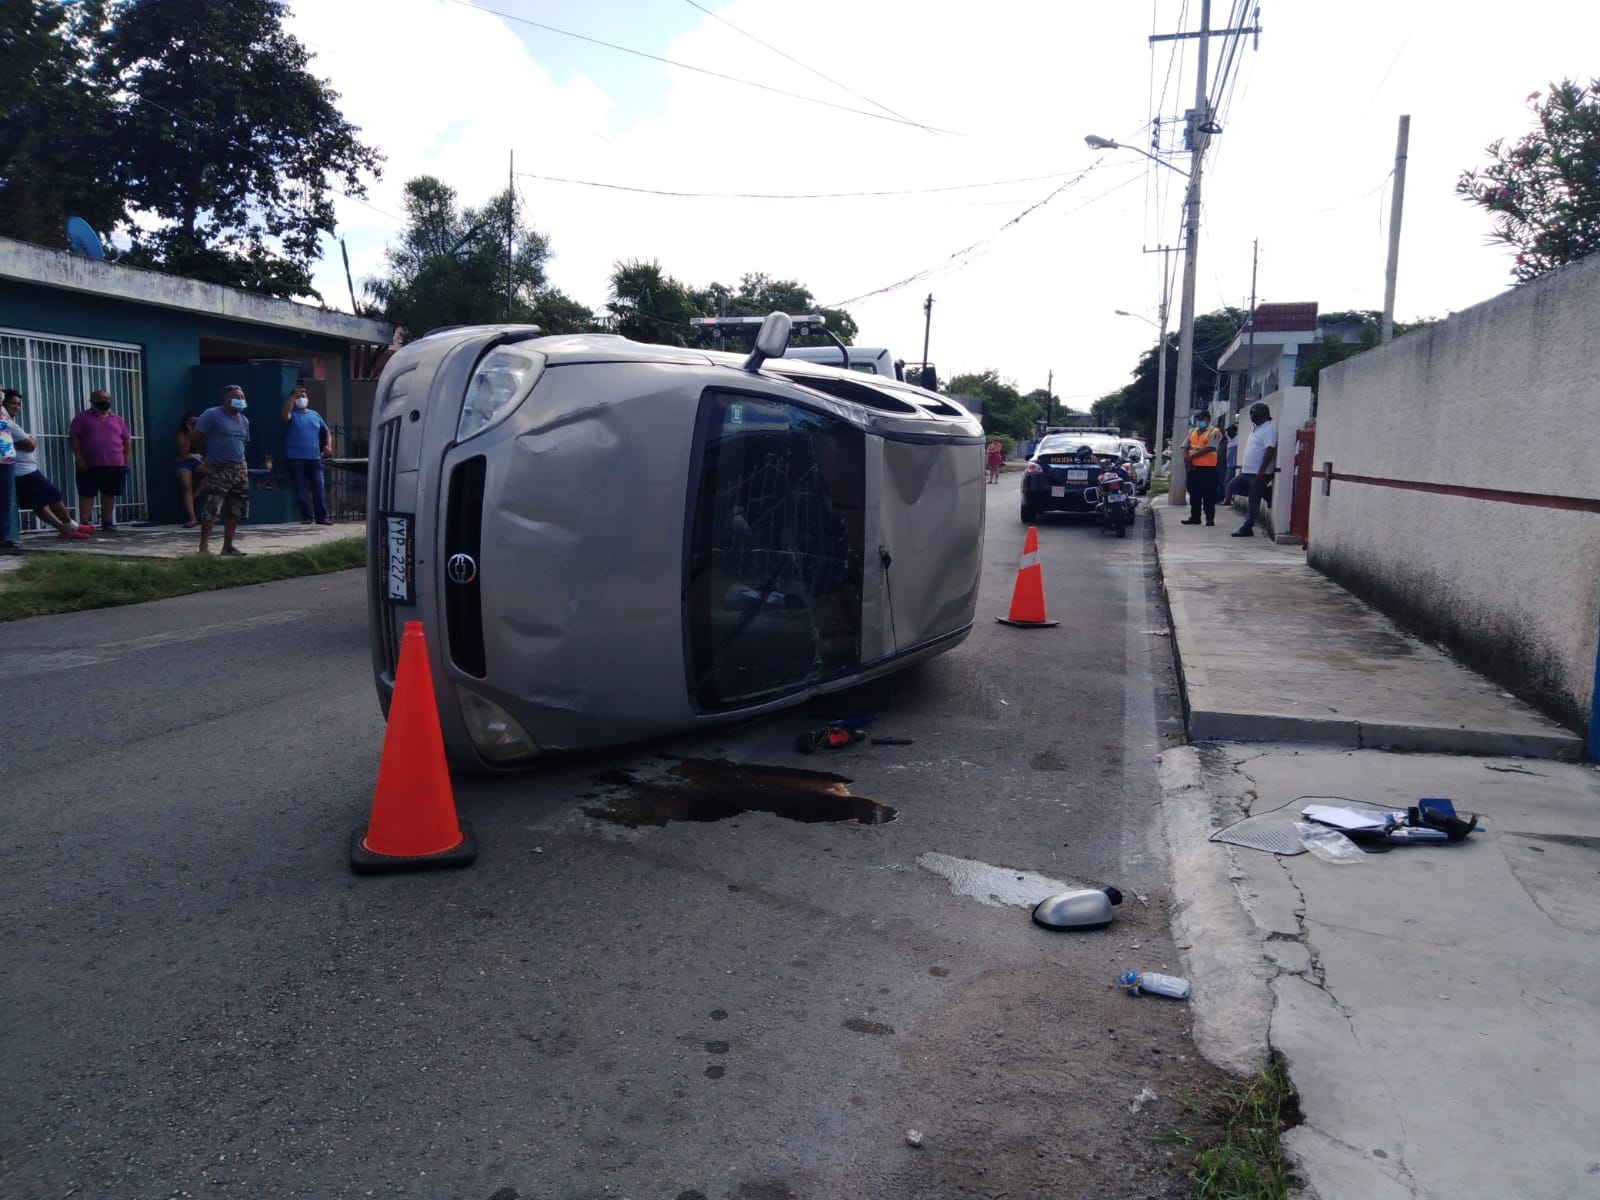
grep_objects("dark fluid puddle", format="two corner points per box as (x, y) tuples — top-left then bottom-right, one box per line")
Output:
(584, 757), (895, 828)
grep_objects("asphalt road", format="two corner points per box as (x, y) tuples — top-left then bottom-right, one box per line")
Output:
(2, 482), (1226, 1200)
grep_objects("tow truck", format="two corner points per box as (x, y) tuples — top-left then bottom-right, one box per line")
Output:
(689, 315), (937, 390)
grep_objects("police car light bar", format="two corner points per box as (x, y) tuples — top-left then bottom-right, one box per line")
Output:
(690, 313), (826, 335)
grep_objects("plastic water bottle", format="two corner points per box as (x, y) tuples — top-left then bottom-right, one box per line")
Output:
(1117, 970), (1190, 999)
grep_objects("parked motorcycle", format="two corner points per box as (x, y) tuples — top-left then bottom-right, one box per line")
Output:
(1090, 464), (1136, 538)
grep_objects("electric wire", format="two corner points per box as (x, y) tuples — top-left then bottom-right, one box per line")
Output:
(1358, 35), (1410, 121)
(446, 0), (959, 133)
(825, 161), (1144, 307)
(679, 0), (935, 133)
(511, 168), (1082, 201)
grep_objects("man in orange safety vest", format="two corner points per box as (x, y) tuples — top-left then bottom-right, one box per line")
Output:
(1179, 413), (1223, 526)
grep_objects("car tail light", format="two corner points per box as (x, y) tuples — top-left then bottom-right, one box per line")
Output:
(1024, 462), (1043, 475)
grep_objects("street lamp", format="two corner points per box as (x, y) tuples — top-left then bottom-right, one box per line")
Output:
(1083, 135), (1190, 177)
(1088, 132), (1195, 497)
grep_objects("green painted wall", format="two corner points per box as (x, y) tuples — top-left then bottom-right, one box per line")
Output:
(0, 281), (355, 527)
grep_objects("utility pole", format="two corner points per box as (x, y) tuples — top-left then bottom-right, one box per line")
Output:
(1047, 368), (1054, 421)
(1242, 237), (1258, 418)
(1381, 115), (1410, 343)
(921, 294), (934, 375)
(506, 150), (515, 320)
(1152, 248), (1174, 472)
(1166, 0), (1212, 509)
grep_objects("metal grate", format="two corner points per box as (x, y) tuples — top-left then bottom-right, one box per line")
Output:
(1, 329), (147, 529)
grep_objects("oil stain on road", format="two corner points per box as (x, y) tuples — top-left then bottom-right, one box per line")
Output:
(584, 756), (897, 828)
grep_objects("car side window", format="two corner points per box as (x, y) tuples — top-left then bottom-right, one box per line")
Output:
(686, 391), (866, 711)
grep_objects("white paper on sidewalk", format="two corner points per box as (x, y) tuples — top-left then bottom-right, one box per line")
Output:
(1301, 804), (1392, 831)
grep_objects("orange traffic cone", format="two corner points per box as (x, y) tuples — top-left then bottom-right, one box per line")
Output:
(350, 620), (478, 873)
(996, 525), (1059, 628)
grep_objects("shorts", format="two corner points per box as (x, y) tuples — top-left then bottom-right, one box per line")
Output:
(201, 459), (250, 522)
(76, 463), (127, 498)
(177, 456), (203, 473)
(15, 470), (63, 510)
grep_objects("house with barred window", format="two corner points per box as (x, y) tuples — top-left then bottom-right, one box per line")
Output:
(0, 235), (395, 532)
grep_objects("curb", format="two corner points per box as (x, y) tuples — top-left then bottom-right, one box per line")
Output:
(1151, 504), (1584, 760)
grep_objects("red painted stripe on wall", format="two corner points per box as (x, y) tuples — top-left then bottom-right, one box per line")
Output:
(1321, 471), (1600, 514)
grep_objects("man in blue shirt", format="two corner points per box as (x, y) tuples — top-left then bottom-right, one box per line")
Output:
(194, 385), (251, 555)
(280, 383), (333, 525)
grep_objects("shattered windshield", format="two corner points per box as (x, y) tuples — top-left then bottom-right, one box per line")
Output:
(686, 392), (866, 711)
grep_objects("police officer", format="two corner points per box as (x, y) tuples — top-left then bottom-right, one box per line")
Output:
(1179, 413), (1222, 526)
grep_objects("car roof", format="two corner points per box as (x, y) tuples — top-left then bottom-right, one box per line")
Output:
(1038, 433), (1122, 452)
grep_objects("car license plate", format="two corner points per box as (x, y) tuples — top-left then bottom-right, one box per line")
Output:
(380, 511), (416, 605)
(1067, 469), (1090, 482)
(1051, 485), (1066, 497)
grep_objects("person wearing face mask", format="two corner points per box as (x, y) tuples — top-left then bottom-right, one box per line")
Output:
(1178, 411), (1222, 527)
(68, 388), (133, 532)
(279, 383), (334, 525)
(193, 385), (253, 556)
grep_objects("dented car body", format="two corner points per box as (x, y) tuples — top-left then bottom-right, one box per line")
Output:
(366, 322), (986, 768)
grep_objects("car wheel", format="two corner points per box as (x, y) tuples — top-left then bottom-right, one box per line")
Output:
(1020, 505), (1036, 524)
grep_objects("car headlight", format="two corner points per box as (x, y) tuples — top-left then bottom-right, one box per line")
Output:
(457, 687), (542, 764)
(457, 347), (546, 443)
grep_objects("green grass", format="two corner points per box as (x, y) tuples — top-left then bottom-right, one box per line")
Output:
(1151, 476), (1171, 497)
(0, 536), (366, 621)
(1171, 1059), (1300, 1199)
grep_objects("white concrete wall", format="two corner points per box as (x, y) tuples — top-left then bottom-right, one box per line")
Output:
(1309, 254), (1600, 732)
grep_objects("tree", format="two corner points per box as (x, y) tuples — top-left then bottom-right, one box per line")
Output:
(0, 2), (123, 248)
(691, 273), (859, 346)
(1457, 79), (1600, 284)
(366, 176), (591, 335)
(102, 0), (383, 298)
(1293, 310), (1428, 401)
(1093, 308), (1246, 444)
(945, 369), (1034, 439)
(608, 259), (701, 345)
(608, 264), (860, 348)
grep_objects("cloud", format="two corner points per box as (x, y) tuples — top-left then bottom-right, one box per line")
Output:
(288, 0), (1600, 408)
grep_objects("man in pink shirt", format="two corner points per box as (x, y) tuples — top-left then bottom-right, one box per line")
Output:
(69, 388), (133, 532)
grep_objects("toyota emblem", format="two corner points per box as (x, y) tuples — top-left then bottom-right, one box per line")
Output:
(446, 553), (478, 585)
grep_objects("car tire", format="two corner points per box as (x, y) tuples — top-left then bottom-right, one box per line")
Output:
(1020, 505), (1036, 524)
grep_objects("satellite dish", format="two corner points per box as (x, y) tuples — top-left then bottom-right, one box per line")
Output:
(66, 216), (105, 259)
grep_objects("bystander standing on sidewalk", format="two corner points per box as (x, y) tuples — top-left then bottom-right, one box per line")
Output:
(0, 388), (16, 550)
(279, 384), (334, 525)
(2, 389), (93, 541)
(194, 385), (252, 556)
(1224, 402), (1277, 538)
(69, 388), (132, 532)
(1216, 421), (1238, 504)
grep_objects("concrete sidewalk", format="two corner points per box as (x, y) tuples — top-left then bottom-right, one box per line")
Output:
(0, 519), (362, 573)
(1154, 499), (1580, 760)
(1152, 498), (1600, 1199)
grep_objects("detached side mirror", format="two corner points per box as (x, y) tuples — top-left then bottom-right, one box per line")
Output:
(743, 312), (792, 373)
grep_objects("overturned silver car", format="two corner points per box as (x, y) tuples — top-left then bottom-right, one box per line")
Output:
(366, 314), (985, 768)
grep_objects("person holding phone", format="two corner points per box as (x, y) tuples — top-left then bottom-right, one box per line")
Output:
(280, 383), (333, 525)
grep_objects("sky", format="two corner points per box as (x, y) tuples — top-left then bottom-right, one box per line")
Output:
(283, 0), (1600, 411)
